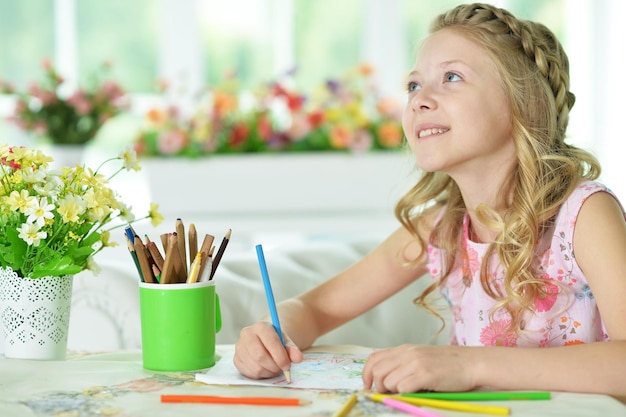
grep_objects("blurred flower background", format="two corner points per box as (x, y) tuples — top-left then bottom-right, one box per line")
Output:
(133, 64), (405, 157)
(0, 60), (127, 146)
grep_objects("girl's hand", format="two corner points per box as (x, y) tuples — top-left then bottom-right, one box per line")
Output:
(233, 321), (304, 379)
(362, 344), (479, 393)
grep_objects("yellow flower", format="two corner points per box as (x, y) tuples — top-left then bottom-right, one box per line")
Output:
(120, 145), (141, 172)
(148, 202), (164, 227)
(57, 195), (86, 223)
(1, 145), (160, 278)
(100, 230), (118, 248)
(7, 190), (35, 213)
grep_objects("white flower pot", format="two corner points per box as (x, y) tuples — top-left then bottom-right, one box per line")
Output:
(0, 267), (74, 360)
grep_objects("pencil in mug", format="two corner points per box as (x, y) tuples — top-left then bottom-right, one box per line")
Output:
(134, 238), (156, 283)
(188, 222), (198, 270)
(168, 232), (186, 282)
(159, 234), (178, 284)
(209, 229), (231, 280)
(196, 233), (215, 279)
(146, 239), (165, 272)
(186, 252), (202, 283)
(125, 233), (144, 282)
(175, 218), (187, 276)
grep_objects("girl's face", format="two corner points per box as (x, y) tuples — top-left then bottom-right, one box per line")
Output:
(403, 28), (515, 182)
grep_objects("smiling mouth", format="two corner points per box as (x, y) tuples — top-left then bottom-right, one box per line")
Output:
(418, 128), (449, 138)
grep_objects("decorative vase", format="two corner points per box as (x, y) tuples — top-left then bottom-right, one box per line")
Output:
(0, 267), (74, 360)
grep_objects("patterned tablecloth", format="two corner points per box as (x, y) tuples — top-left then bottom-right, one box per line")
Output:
(1, 345), (625, 417)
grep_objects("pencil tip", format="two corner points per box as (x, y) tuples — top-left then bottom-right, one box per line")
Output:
(284, 370), (292, 384)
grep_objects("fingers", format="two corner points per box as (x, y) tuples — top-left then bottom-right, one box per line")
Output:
(362, 347), (408, 392)
(362, 345), (477, 393)
(233, 322), (301, 380)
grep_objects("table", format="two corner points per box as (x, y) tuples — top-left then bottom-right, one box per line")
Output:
(1, 346), (625, 417)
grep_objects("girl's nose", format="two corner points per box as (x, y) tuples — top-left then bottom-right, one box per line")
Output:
(409, 88), (436, 112)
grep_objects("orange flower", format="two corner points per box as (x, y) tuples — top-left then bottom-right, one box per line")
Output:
(213, 91), (237, 118)
(377, 121), (404, 148)
(329, 123), (355, 149)
(146, 108), (166, 125)
(564, 340), (585, 346)
(357, 63), (374, 76)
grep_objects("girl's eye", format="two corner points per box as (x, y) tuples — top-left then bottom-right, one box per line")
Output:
(444, 72), (461, 82)
(407, 81), (420, 93)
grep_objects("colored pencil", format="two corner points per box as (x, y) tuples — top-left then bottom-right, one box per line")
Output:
(169, 232), (186, 282)
(188, 222), (198, 269)
(175, 218), (187, 276)
(160, 394), (311, 406)
(256, 243), (291, 383)
(186, 252), (202, 283)
(389, 394), (510, 415)
(160, 234), (177, 284)
(197, 233), (215, 279)
(400, 391), (551, 401)
(209, 229), (231, 280)
(134, 238), (156, 283)
(367, 394), (446, 417)
(146, 240), (165, 271)
(332, 393), (358, 417)
(125, 233), (143, 282)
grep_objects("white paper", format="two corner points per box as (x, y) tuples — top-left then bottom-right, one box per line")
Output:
(196, 345), (373, 390)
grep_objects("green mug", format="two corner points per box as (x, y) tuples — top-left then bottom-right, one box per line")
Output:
(139, 280), (221, 371)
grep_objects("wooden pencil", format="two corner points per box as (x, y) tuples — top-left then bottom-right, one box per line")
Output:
(160, 394), (311, 406)
(160, 234), (178, 284)
(188, 223), (198, 270)
(125, 233), (144, 282)
(209, 228), (231, 280)
(146, 240), (165, 271)
(134, 239), (156, 283)
(332, 393), (358, 417)
(175, 218), (187, 276)
(169, 232), (186, 283)
(160, 233), (169, 254)
(197, 234), (215, 279)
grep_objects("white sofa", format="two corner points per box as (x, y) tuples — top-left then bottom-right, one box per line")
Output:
(64, 234), (450, 352)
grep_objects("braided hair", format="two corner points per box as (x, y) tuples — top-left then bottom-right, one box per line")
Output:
(397, 3), (601, 337)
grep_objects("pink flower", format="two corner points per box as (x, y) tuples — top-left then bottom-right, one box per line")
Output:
(27, 84), (56, 105)
(479, 319), (518, 346)
(349, 128), (373, 153)
(157, 130), (187, 155)
(67, 90), (92, 115)
(534, 280), (559, 312)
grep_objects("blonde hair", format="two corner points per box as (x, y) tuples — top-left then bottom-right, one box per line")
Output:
(396, 3), (601, 336)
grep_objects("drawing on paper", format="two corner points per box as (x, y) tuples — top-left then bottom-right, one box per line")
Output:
(196, 346), (372, 390)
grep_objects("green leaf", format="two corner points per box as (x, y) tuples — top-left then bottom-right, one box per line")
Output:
(30, 256), (82, 279)
(3, 228), (27, 271)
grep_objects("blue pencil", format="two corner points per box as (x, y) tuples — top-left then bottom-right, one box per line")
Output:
(255, 244), (291, 383)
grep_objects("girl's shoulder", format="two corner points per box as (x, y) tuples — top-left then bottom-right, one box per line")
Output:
(558, 181), (625, 225)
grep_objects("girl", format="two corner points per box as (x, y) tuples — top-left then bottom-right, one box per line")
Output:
(234, 3), (626, 398)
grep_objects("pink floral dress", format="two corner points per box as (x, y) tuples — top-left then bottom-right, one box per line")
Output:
(425, 181), (624, 347)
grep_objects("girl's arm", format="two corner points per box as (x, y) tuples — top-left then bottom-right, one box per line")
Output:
(363, 191), (626, 399)
(234, 209), (438, 380)
(475, 191), (626, 398)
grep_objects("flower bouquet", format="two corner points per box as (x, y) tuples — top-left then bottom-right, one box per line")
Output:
(133, 64), (405, 157)
(0, 59), (127, 146)
(0, 144), (162, 278)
